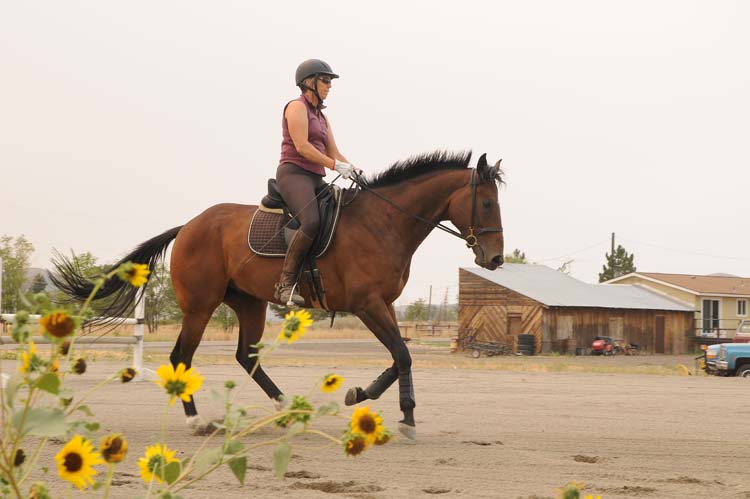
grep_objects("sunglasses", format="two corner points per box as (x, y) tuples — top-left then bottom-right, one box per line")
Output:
(318, 76), (333, 85)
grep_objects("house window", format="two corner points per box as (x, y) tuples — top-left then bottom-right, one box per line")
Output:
(738, 300), (748, 317)
(702, 299), (720, 336)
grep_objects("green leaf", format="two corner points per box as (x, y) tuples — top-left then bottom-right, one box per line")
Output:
(12, 408), (68, 437)
(3, 374), (23, 409)
(162, 461), (182, 485)
(316, 402), (339, 416)
(84, 422), (100, 432)
(76, 405), (94, 417)
(34, 373), (60, 395)
(227, 456), (247, 485)
(224, 440), (243, 455)
(194, 446), (223, 476)
(273, 442), (291, 479)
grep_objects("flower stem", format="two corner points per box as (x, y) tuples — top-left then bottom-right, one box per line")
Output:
(102, 463), (115, 499)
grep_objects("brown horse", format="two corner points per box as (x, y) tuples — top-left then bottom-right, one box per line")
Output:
(52, 151), (504, 439)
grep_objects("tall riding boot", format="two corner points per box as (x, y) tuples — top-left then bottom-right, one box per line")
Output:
(274, 231), (315, 306)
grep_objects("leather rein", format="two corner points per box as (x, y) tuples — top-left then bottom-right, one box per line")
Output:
(348, 169), (503, 249)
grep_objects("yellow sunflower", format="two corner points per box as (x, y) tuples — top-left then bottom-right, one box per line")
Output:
(373, 427), (392, 446)
(119, 367), (137, 383)
(100, 434), (128, 463)
(137, 443), (179, 484)
(277, 309), (313, 344)
(54, 435), (104, 490)
(321, 374), (343, 393)
(118, 263), (150, 288)
(18, 341), (39, 374)
(39, 311), (76, 338)
(349, 406), (384, 445)
(155, 362), (203, 405)
(343, 432), (368, 456)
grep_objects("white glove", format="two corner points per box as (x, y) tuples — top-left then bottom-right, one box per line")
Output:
(334, 160), (354, 179)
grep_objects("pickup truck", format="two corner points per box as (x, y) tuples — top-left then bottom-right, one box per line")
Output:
(715, 343), (750, 377)
(733, 319), (750, 342)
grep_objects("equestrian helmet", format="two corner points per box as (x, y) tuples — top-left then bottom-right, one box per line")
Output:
(295, 59), (339, 86)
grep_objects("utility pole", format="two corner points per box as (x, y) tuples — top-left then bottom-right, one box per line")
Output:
(426, 285), (432, 322)
(611, 232), (615, 255)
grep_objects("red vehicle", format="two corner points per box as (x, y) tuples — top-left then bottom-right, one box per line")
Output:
(591, 336), (618, 355)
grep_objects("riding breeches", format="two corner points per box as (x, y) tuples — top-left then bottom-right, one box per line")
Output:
(275, 163), (326, 238)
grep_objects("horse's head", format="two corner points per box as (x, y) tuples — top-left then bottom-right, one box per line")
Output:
(447, 153), (505, 270)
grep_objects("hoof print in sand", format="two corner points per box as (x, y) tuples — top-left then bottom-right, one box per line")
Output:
(573, 454), (601, 463)
(285, 470), (321, 479)
(290, 480), (384, 494)
(423, 486), (451, 494)
(461, 440), (497, 446)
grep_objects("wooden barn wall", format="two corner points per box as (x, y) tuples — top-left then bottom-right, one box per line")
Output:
(543, 308), (693, 354)
(458, 269), (544, 350)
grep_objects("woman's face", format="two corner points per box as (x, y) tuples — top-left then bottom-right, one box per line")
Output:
(316, 75), (332, 100)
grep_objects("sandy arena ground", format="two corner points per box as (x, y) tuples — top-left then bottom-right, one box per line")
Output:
(9, 341), (750, 499)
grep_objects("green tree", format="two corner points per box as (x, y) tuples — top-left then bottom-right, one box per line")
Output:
(29, 273), (48, 293)
(598, 244), (636, 282)
(145, 261), (181, 332)
(404, 299), (428, 321)
(211, 303), (237, 333)
(0, 235), (35, 313)
(504, 248), (527, 264)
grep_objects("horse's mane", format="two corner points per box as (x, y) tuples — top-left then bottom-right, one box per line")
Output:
(360, 151), (473, 189)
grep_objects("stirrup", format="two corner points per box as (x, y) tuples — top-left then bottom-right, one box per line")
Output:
(275, 282), (304, 307)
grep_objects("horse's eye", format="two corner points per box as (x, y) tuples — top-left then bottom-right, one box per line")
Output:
(482, 200), (493, 209)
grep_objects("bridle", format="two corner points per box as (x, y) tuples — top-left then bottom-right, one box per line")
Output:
(348, 168), (503, 249)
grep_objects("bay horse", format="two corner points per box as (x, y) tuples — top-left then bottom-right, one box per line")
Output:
(52, 151), (504, 439)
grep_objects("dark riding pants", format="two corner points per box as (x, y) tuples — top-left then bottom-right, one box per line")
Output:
(275, 163), (325, 238)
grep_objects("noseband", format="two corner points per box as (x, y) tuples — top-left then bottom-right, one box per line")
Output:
(464, 169), (503, 249)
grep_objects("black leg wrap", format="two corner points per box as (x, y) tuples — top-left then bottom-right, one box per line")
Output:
(398, 370), (416, 424)
(182, 398), (198, 417)
(364, 365), (399, 400)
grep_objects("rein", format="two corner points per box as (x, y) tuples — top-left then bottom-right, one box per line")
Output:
(348, 169), (502, 248)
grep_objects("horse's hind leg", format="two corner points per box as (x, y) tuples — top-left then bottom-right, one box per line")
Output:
(170, 310), (213, 426)
(224, 290), (285, 407)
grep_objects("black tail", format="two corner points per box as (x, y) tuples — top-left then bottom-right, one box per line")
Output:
(50, 226), (183, 319)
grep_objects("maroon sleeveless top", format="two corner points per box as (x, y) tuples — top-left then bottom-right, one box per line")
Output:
(279, 95), (328, 176)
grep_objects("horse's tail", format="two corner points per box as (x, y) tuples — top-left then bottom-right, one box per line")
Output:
(50, 225), (183, 319)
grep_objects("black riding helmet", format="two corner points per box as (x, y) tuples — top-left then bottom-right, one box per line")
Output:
(295, 59), (339, 87)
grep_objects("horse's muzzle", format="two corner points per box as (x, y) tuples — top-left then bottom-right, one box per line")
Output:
(475, 253), (504, 270)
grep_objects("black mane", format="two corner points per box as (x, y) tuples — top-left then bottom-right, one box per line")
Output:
(360, 151), (473, 189)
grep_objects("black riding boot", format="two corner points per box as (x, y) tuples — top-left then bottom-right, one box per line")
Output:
(274, 231), (314, 306)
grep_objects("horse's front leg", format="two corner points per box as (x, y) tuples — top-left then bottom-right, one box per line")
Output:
(354, 301), (416, 440)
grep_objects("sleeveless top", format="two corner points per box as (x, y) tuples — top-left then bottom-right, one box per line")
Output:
(279, 94), (328, 176)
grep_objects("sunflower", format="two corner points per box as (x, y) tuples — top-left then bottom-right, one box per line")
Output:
(54, 435), (104, 490)
(155, 363), (203, 405)
(100, 434), (128, 463)
(343, 432), (368, 456)
(277, 309), (313, 344)
(119, 367), (137, 383)
(117, 262), (150, 288)
(321, 374), (343, 393)
(72, 358), (87, 375)
(349, 406), (384, 445)
(39, 311), (76, 338)
(137, 443), (179, 484)
(373, 427), (392, 446)
(18, 341), (41, 374)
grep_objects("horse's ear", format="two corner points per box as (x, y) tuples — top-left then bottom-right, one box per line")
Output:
(494, 159), (502, 168)
(477, 153), (488, 169)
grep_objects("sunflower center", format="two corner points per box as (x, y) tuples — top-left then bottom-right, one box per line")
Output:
(148, 454), (166, 472)
(165, 380), (187, 396)
(103, 439), (122, 458)
(63, 452), (83, 472)
(325, 378), (337, 386)
(358, 415), (376, 434)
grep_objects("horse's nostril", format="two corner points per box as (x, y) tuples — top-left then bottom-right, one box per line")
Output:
(492, 255), (504, 267)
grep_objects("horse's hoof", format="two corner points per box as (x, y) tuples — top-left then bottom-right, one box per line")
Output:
(273, 395), (287, 411)
(344, 387), (359, 406)
(398, 422), (416, 440)
(186, 415), (204, 428)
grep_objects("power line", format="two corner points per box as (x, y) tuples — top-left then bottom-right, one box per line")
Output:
(535, 238), (611, 262)
(619, 235), (750, 262)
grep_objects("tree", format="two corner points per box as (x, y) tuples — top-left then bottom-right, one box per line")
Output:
(504, 248), (527, 264)
(404, 299), (428, 321)
(211, 304), (237, 333)
(29, 273), (48, 294)
(598, 244), (636, 283)
(0, 235), (35, 313)
(145, 261), (182, 332)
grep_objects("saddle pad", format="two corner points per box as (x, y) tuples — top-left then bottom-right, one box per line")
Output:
(247, 187), (342, 258)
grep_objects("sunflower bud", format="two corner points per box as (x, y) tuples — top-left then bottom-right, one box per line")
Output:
(119, 367), (136, 383)
(59, 340), (71, 356)
(39, 311), (76, 339)
(13, 449), (26, 467)
(344, 433), (368, 456)
(225, 380), (236, 390)
(72, 358), (87, 375)
(28, 483), (51, 499)
(100, 434), (128, 463)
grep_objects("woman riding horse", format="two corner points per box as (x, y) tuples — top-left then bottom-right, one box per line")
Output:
(275, 59), (357, 306)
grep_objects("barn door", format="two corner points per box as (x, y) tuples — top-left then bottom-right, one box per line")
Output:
(507, 314), (522, 336)
(655, 316), (666, 354)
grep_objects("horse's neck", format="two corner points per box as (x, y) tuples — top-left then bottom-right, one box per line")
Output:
(363, 170), (467, 255)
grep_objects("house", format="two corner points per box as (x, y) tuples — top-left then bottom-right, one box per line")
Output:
(605, 272), (750, 340)
(458, 264), (695, 354)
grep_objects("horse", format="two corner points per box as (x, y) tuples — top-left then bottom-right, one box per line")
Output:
(52, 151), (505, 439)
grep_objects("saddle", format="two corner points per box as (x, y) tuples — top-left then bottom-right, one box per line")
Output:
(247, 179), (348, 310)
(248, 179), (342, 258)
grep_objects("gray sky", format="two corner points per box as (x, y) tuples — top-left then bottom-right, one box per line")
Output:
(2, 1), (749, 306)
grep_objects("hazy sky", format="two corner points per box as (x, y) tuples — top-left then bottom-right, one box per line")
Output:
(2, 1), (749, 306)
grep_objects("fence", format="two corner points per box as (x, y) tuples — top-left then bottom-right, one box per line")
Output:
(397, 321), (458, 338)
